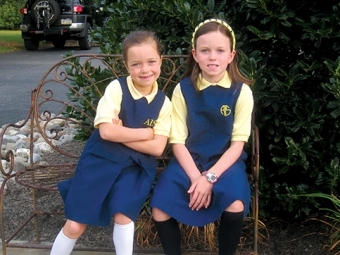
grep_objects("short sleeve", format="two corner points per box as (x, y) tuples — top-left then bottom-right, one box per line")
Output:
(152, 95), (172, 137)
(169, 84), (188, 144)
(231, 84), (254, 142)
(94, 79), (122, 128)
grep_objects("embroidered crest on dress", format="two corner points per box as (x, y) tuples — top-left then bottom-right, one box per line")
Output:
(220, 105), (231, 116)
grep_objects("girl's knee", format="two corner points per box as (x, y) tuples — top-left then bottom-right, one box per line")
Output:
(226, 200), (244, 213)
(63, 220), (87, 238)
(152, 207), (171, 221)
(113, 213), (132, 225)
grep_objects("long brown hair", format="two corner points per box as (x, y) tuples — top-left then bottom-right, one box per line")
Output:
(183, 19), (254, 91)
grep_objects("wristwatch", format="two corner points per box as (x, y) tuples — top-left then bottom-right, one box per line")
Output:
(202, 171), (218, 184)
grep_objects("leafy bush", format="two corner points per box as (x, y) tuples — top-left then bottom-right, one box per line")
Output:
(0, 0), (25, 30)
(241, 0), (340, 219)
(78, 0), (340, 219)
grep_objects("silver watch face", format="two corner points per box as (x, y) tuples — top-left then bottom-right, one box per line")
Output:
(209, 174), (217, 181)
(207, 172), (217, 182)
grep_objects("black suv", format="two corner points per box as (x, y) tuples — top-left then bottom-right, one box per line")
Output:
(20, 0), (94, 51)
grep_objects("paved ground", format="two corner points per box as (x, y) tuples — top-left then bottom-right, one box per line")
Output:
(0, 45), (101, 126)
(0, 247), (239, 255)
(1, 247), (256, 255)
(0, 249), (165, 255)
(0, 235), (254, 255)
(0, 248), (115, 255)
(0, 243), (165, 255)
(1, 241), (248, 255)
(0, 241), (165, 255)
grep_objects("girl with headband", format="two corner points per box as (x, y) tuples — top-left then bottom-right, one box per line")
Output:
(151, 18), (254, 255)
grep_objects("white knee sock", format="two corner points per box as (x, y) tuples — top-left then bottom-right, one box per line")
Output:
(113, 221), (135, 255)
(50, 228), (77, 255)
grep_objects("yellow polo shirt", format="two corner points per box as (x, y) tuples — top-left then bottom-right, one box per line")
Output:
(170, 73), (254, 144)
(94, 76), (172, 137)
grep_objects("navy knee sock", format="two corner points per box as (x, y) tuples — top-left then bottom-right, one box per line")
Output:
(218, 211), (244, 255)
(154, 217), (181, 255)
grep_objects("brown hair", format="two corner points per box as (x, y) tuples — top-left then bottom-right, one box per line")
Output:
(122, 30), (162, 62)
(183, 20), (254, 91)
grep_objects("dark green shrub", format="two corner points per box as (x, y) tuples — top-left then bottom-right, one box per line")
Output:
(241, 1), (340, 218)
(0, 0), (25, 30)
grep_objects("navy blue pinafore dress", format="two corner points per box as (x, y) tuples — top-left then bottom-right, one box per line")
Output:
(151, 77), (251, 227)
(58, 77), (166, 227)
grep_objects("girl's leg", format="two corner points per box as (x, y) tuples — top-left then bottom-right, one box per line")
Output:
(218, 200), (245, 255)
(50, 219), (87, 255)
(113, 213), (135, 255)
(152, 207), (182, 255)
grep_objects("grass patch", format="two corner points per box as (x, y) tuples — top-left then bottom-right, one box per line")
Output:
(0, 30), (24, 53)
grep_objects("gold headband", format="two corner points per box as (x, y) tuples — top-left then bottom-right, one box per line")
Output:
(191, 18), (236, 50)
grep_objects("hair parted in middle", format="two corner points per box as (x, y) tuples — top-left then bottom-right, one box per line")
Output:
(183, 18), (254, 91)
(191, 18), (236, 50)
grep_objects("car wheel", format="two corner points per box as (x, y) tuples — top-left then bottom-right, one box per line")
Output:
(31, 0), (60, 26)
(78, 23), (92, 50)
(24, 39), (40, 51)
(52, 38), (66, 49)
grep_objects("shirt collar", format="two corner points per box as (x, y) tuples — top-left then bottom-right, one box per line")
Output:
(197, 72), (232, 91)
(127, 76), (158, 103)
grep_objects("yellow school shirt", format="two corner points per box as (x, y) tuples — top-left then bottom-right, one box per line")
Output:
(94, 76), (172, 137)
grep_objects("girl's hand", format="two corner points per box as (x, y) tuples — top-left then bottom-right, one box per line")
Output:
(112, 118), (122, 125)
(112, 110), (122, 126)
(145, 127), (154, 141)
(187, 176), (213, 211)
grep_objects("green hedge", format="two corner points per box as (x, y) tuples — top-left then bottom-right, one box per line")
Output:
(0, 0), (25, 30)
(85, 0), (340, 219)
